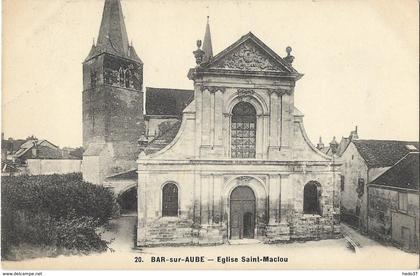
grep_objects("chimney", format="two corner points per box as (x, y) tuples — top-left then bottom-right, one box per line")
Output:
(349, 125), (359, 140)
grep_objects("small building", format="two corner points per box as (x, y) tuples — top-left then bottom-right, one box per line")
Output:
(339, 139), (419, 232)
(368, 152), (419, 252)
(13, 139), (62, 164)
(11, 139), (82, 175)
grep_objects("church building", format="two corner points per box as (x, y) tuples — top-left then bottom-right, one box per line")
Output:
(82, 0), (341, 246)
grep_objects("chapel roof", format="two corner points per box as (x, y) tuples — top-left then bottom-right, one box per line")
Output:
(145, 87), (194, 116)
(353, 139), (419, 168)
(371, 152), (419, 190)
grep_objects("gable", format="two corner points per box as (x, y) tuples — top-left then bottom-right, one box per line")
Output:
(204, 32), (299, 75)
(211, 40), (285, 72)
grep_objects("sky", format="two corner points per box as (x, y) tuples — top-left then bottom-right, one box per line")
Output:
(2, 0), (419, 148)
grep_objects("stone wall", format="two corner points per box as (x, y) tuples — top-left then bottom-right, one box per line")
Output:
(82, 53), (145, 184)
(288, 172), (341, 240)
(368, 186), (419, 252)
(137, 162), (340, 246)
(339, 143), (389, 232)
(26, 159), (82, 175)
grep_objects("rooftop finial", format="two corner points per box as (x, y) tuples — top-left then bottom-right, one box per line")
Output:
(92, 37), (95, 46)
(284, 46), (295, 64)
(317, 136), (325, 150)
(193, 40), (205, 65)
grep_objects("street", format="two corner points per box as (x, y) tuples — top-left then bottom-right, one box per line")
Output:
(2, 216), (418, 270)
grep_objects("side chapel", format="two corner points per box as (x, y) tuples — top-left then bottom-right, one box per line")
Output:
(82, 0), (341, 246)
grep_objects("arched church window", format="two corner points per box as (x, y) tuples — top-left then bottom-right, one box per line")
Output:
(231, 102), (256, 158)
(162, 183), (178, 217)
(303, 181), (321, 215)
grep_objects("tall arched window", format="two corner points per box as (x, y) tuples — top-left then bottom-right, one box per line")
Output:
(303, 181), (321, 215)
(162, 183), (178, 217)
(231, 102), (257, 158)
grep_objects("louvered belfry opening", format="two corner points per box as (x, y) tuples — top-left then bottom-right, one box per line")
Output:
(231, 102), (257, 158)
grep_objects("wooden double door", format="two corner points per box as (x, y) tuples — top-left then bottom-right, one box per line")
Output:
(230, 186), (256, 239)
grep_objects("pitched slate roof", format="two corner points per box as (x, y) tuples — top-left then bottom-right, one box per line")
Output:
(14, 140), (59, 158)
(145, 87), (194, 116)
(353, 140), (419, 168)
(371, 152), (419, 190)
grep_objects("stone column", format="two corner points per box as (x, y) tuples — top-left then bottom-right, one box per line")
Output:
(256, 114), (264, 159)
(201, 88), (211, 146)
(278, 95), (282, 146)
(281, 93), (291, 149)
(214, 90), (224, 148)
(210, 91), (215, 147)
(269, 91), (279, 148)
(137, 171), (148, 245)
(223, 113), (232, 158)
(212, 174), (223, 225)
(195, 85), (203, 150)
(268, 174), (281, 224)
(280, 173), (291, 222)
(200, 175), (210, 225)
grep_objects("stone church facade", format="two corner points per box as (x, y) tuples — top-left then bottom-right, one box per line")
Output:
(82, 0), (341, 246)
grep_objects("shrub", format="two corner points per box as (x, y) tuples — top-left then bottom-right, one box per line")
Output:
(1, 173), (117, 260)
(1, 173), (118, 224)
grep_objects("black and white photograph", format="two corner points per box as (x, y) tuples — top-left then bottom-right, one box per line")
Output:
(1, 0), (419, 272)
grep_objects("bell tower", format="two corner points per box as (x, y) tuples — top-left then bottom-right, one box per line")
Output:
(82, 0), (145, 184)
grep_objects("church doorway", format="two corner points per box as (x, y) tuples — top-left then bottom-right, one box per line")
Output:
(230, 186), (256, 239)
(117, 186), (137, 215)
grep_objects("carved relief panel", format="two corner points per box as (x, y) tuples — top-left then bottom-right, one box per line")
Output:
(213, 41), (282, 72)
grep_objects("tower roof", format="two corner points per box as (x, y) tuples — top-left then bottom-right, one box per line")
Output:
(85, 0), (142, 63)
(202, 17), (213, 63)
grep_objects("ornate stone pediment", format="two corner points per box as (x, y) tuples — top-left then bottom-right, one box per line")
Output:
(211, 41), (284, 72)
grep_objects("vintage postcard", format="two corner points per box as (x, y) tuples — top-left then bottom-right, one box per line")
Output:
(1, 0), (419, 272)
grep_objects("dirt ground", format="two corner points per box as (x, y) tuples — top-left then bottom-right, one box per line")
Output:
(2, 215), (419, 270)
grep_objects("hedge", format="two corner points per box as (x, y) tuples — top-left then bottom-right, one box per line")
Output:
(1, 173), (118, 260)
